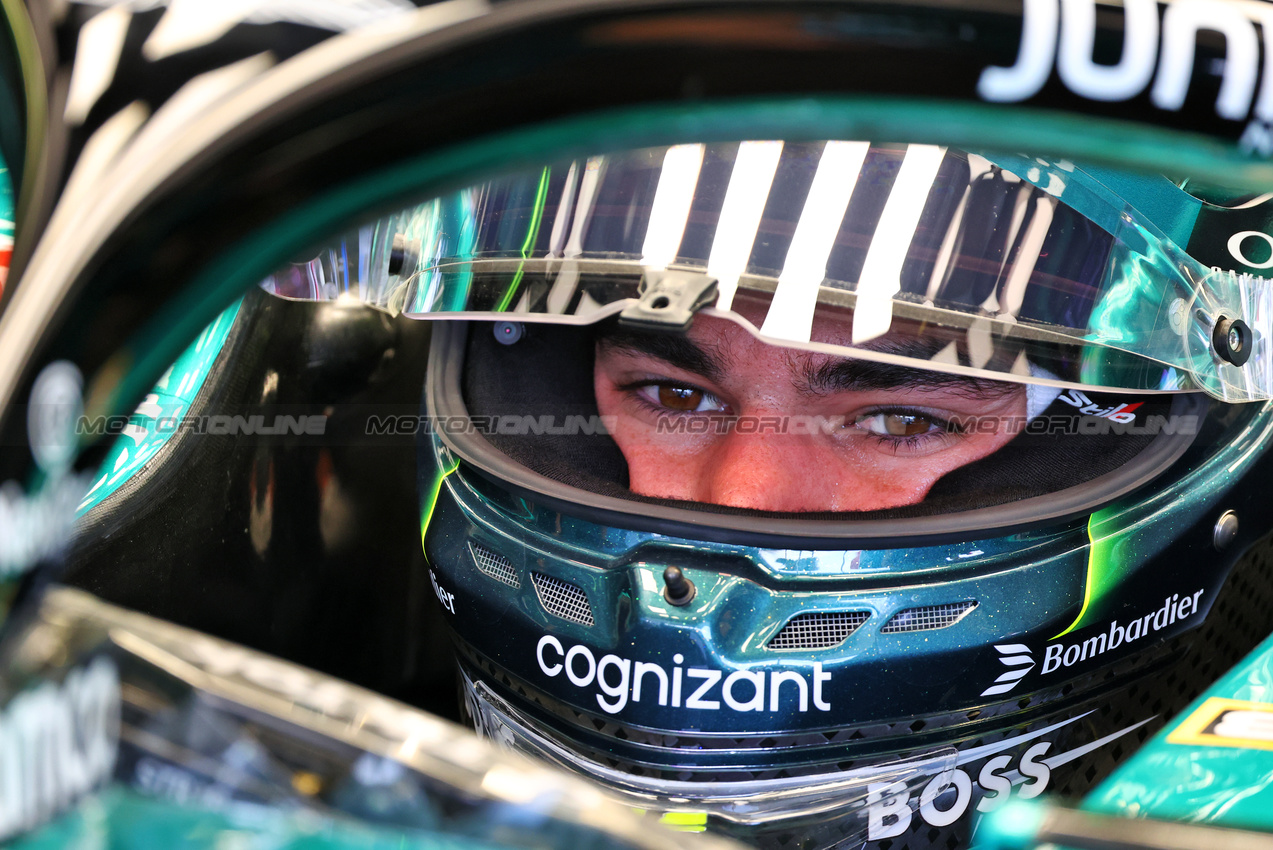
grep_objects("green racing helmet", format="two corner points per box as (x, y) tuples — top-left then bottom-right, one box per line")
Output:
(252, 138), (1273, 849)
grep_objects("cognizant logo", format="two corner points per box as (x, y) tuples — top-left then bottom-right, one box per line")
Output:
(536, 636), (832, 716)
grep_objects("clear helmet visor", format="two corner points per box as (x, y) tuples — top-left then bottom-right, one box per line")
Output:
(259, 141), (1228, 520)
(260, 141), (1267, 404)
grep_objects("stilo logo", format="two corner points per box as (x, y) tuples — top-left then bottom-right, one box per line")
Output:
(981, 645), (1035, 697)
(1056, 389), (1141, 423)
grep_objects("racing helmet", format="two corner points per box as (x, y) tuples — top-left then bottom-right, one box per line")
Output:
(259, 140), (1273, 849)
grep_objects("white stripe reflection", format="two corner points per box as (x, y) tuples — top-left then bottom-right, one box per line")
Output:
(707, 141), (784, 311)
(547, 160), (580, 258)
(926, 153), (995, 303)
(761, 141), (870, 341)
(563, 157), (606, 258)
(997, 195), (1055, 318)
(640, 145), (705, 270)
(549, 157), (606, 315)
(853, 145), (947, 344)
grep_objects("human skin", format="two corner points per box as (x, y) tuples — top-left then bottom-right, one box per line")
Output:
(593, 303), (1028, 512)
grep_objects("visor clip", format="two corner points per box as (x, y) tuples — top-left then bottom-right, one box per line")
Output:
(662, 566), (696, 606)
(1213, 316), (1252, 366)
(619, 270), (718, 332)
(388, 233), (417, 276)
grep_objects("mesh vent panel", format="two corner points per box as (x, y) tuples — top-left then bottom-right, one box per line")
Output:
(768, 611), (869, 650)
(882, 601), (978, 633)
(469, 542), (520, 588)
(530, 572), (595, 626)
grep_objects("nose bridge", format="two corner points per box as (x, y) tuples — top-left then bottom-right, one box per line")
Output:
(707, 423), (810, 511)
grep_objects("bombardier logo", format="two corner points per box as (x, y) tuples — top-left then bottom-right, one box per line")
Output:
(981, 589), (1206, 698)
(1043, 590), (1204, 674)
(981, 645), (1035, 697)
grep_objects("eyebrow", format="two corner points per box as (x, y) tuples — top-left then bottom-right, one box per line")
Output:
(797, 357), (1021, 397)
(597, 326), (1022, 399)
(596, 328), (726, 383)
(800, 333), (1023, 396)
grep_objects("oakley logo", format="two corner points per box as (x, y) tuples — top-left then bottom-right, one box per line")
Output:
(981, 645), (1035, 697)
(536, 636), (831, 716)
(980, 0), (1273, 131)
(1057, 389), (1141, 423)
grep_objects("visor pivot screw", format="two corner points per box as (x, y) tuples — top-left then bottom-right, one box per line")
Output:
(1214, 510), (1240, 551)
(1169, 299), (1187, 334)
(1213, 316), (1253, 366)
(493, 322), (524, 345)
(662, 566), (696, 606)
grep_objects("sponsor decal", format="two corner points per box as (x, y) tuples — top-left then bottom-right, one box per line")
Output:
(0, 475), (92, 578)
(980, 0), (1273, 149)
(430, 569), (456, 614)
(1167, 697), (1273, 751)
(980, 590), (1205, 697)
(1056, 389), (1142, 423)
(0, 361), (92, 577)
(1225, 238), (1273, 271)
(28, 362), (83, 475)
(0, 656), (120, 841)
(867, 711), (1153, 838)
(536, 636), (832, 716)
(1042, 589), (1204, 674)
(981, 645), (1035, 697)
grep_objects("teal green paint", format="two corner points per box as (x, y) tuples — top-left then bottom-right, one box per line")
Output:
(77, 298), (243, 515)
(1079, 163), (1201, 247)
(1084, 629), (1273, 829)
(974, 800), (1048, 850)
(101, 96), (1273, 426)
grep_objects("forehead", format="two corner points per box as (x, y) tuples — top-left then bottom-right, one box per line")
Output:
(701, 292), (947, 363)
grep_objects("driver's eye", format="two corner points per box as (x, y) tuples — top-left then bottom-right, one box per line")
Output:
(659, 385), (706, 411)
(857, 412), (940, 437)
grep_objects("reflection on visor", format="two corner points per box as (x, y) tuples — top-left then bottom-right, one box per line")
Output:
(260, 142), (1272, 403)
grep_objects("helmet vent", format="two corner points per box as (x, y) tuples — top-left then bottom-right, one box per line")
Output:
(469, 542), (520, 588)
(530, 572), (595, 626)
(768, 611), (870, 650)
(881, 601), (978, 633)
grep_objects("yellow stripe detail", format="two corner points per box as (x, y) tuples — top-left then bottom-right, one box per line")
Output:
(1052, 512), (1099, 640)
(660, 811), (708, 832)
